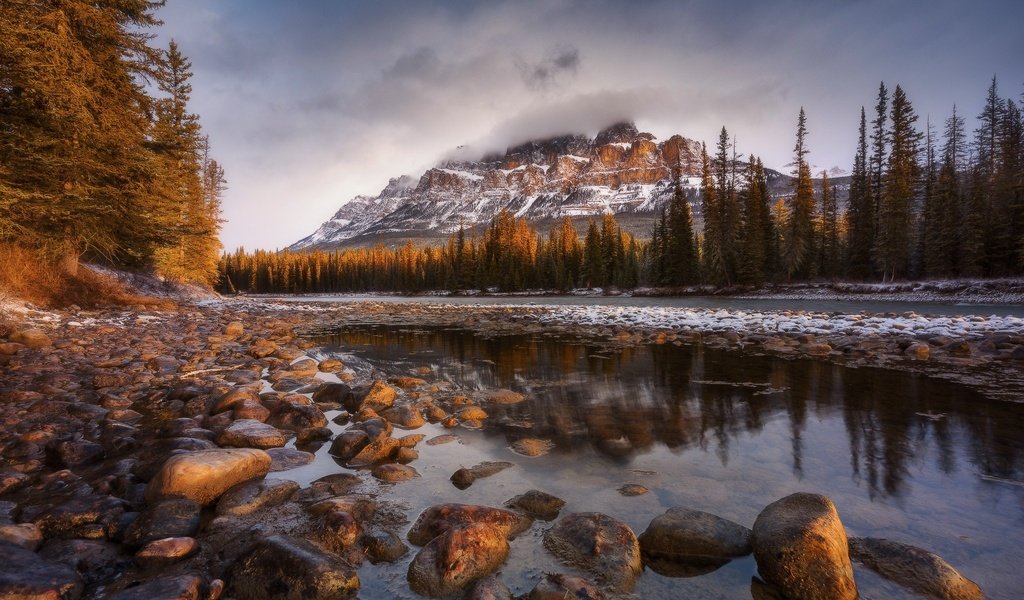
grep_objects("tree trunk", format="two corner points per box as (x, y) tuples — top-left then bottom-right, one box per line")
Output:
(60, 243), (79, 276)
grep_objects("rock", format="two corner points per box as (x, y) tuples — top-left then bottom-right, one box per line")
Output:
(123, 498), (201, 547)
(526, 573), (606, 600)
(38, 539), (125, 587)
(543, 512), (642, 591)
(134, 536), (199, 569)
(318, 358), (343, 372)
(312, 511), (361, 553)
(408, 504), (532, 546)
(849, 537), (983, 600)
(266, 447), (315, 471)
(407, 523), (509, 598)
(751, 493), (857, 600)
(10, 329), (52, 348)
(450, 468), (476, 489)
(618, 484), (648, 496)
(45, 438), (106, 468)
(268, 401), (327, 431)
(228, 535), (359, 599)
(465, 575), (512, 600)
(361, 530), (408, 564)
(505, 490), (565, 521)
(328, 430), (369, 460)
(426, 434), (460, 446)
(216, 419), (288, 449)
(308, 496), (377, 522)
(372, 464), (419, 482)
(312, 382), (351, 405)
(511, 438), (554, 457)
(359, 380), (397, 411)
(481, 389), (524, 405)
(0, 541), (83, 599)
(456, 406), (488, 421)
(216, 478), (300, 516)
(106, 574), (204, 600)
(905, 342), (931, 360)
(347, 436), (399, 468)
(224, 321), (244, 337)
(380, 405), (426, 429)
(394, 447), (419, 463)
(212, 387), (260, 414)
(638, 507), (752, 564)
(31, 494), (127, 538)
(0, 523), (42, 550)
(146, 448), (272, 505)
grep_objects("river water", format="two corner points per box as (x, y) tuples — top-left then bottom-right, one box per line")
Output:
(278, 324), (1024, 599)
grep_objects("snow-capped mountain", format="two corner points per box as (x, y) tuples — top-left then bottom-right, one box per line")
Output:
(291, 121), (836, 250)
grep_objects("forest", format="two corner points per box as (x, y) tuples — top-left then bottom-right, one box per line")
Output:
(220, 78), (1023, 295)
(0, 1), (224, 287)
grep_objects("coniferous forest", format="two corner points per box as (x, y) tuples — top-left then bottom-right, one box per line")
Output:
(220, 78), (1023, 295)
(0, 1), (224, 285)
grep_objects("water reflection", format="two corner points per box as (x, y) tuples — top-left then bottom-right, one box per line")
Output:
(315, 325), (1024, 502)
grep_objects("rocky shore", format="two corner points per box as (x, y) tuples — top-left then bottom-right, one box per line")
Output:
(0, 298), (1009, 598)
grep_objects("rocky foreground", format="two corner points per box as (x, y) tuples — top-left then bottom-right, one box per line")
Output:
(0, 299), (1004, 599)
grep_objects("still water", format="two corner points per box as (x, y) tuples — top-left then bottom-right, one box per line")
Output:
(285, 325), (1024, 599)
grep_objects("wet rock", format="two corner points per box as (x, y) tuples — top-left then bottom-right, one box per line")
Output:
(249, 339), (278, 358)
(380, 405), (426, 429)
(751, 493), (857, 600)
(268, 399), (327, 431)
(0, 469), (30, 495)
(106, 574), (204, 600)
(505, 490), (565, 521)
(312, 382), (351, 405)
(618, 484), (648, 496)
(372, 463), (419, 482)
(45, 438), (105, 468)
(318, 358), (343, 372)
(212, 387), (260, 414)
(216, 478), (300, 516)
(465, 575), (512, 600)
(224, 321), (244, 337)
(905, 342), (931, 360)
(526, 573), (606, 600)
(407, 523), (509, 598)
(0, 540), (84, 599)
(456, 406), (488, 421)
(328, 430), (369, 460)
(311, 510), (361, 553)
(638, 507), (752, 565)
(134, 536), (198, 569)
(450, 468), (476, 489)
(31, 494), (127, 538)
(0, 522), (42, 550)
(232, 399), (270, 422)
(146, 448), (272, 505)
(849, 537), (983, 600)
(123, 499), (201, 547)
(361, 529), (408, 564)
(228, 534), (359, 599)
(426, 433), (460, 446)
(510, 438), (554, 457)
(310, 473), (362, 495)
(408, 504), (532, 546)
(216, 419), (288, 449)
(543, 512), (642, 591)
(347, 436), (399, 468)
(358, 380), (397, 412)
(481, 389), (524, 405)
(266, 447), (315, 472)
(10, 329), (52, 348)
(394, 447), (419, 463)
(38, 538), (126, 587)
(308, 496), (377, 522)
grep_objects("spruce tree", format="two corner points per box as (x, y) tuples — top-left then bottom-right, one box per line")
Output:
(667, 167), (698, 285)
(876, 85), (922, 281)
(783, 108), (816, 280)
(847, 108), (874, 278)
(869, 82), (889, 268)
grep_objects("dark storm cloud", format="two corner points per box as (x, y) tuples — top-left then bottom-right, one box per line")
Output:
(155, 0), (1024, 250)
(517, 45), (582, 90)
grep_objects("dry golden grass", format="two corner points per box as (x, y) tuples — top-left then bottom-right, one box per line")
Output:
(0, 244), (176, 310)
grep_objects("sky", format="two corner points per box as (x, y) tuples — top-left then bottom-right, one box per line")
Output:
(154, 0), (1024, 251)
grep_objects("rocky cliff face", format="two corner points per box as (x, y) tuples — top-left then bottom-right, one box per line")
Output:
(292, 121), (832, 250)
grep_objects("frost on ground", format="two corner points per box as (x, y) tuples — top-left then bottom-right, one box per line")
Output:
(535, 305), (1024, 339)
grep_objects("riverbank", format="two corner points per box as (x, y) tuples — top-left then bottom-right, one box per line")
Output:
(0, 298), (1020, 598)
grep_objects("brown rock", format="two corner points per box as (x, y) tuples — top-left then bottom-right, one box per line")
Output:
(408, 504), (532, 546)
(505, 490), (565, 521)
(146, 448), (272, 505)
(134, 537), (198, 569)
(751, 493), (857, 600)
(228, 535), (359, 599)
(407, 523), (509, 598)
(360, 380), (397, 411)
(543, 512), (642, 591)
(849, 537), (983, 600)
(638, 507), (752, 562)
(372, 463), (419, 482)
(527, 573), (606, 600)
(10, 329), (52, 348)
(216, 419), (288, 449)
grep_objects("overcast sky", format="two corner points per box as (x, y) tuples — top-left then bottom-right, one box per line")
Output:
(154, 0), (1024, 250)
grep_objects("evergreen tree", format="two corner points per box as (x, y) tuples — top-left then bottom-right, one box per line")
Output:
(783, 107), (816, 280)
(666, 167), (698, 285)
(700, 143), (726, 283)
(869, 83), (889, 262)
(738, 158), (768, 284)
(847, 107), (874, 278)
(876, 85), (922, 281)
(819, 171), (840, 279)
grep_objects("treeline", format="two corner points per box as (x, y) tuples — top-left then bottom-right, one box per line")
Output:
(220, 76), (1023, 294)
(218, 212), (641, 294)
(0, 1), (224, 285)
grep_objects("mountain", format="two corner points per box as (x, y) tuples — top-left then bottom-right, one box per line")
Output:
(291, 121), (847, 250)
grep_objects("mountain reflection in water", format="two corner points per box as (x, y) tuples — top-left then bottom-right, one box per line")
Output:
(309, 325), (1024, 599)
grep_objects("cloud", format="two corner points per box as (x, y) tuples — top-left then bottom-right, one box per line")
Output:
(516, 45), (582, 91)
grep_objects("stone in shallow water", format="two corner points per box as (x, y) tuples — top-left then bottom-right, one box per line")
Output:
(361, 529), (408, 564)
(123, 498), (201, 548)
(848, 537), (983, 600)
(216, 478), (300, 516)
(480, 389), (524, 405)
(527, 573), (606, 600)
(228, 534), (360, 600)
(751, 493), (857, 600)
(408, 504), (531, 547)
(134, 536), (199, 569)
(0, 540), (84, 600)
(215, 419), (288, 449)
(372, 463), (419, 482)
(0, 522), (42, 550)
(510, 438), (554, 457)
(543, 512), (642, 591)
(505, 490), (565, 521)
(407, 522), (509, 598)
(106, 574), (204, 600)
(145, 448), (272, 505)
(266, 447), (315, 472)
(638, 507), (752, 561)
(618, 484), (649, 496)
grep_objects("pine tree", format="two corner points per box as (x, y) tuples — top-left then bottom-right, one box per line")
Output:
(666, 167), (698, 285)
(876, 85), (922, 281)
(783, 108), (816, 280)
(700, 143), (726, 284)
(869, 83), (889, 264)
(819, 171), (840, 279)
(847, 108), (874, 278)
(738, 158), (767, 284)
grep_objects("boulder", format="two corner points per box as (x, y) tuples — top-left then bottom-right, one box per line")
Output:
(228, 535), (359, 599)
(0, 541), (83, 599)
(266, 447), (315, 471)
(848, 537), (983, 600)
(312, 382), (351, 405)
(408, 504), (532, 546)
(215, 419), (288, 449)
(407, 523), (509, 598)
(361, 530), (408, 564)
(751, 493), (857, 600)
(145, 448), (272, 505)
(358, 380), (397, 412)
(216, 478), (300, 516)
(543, 512), (642, 591)
(638, 507), (752, 561)
(465, 575), (512, 600)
